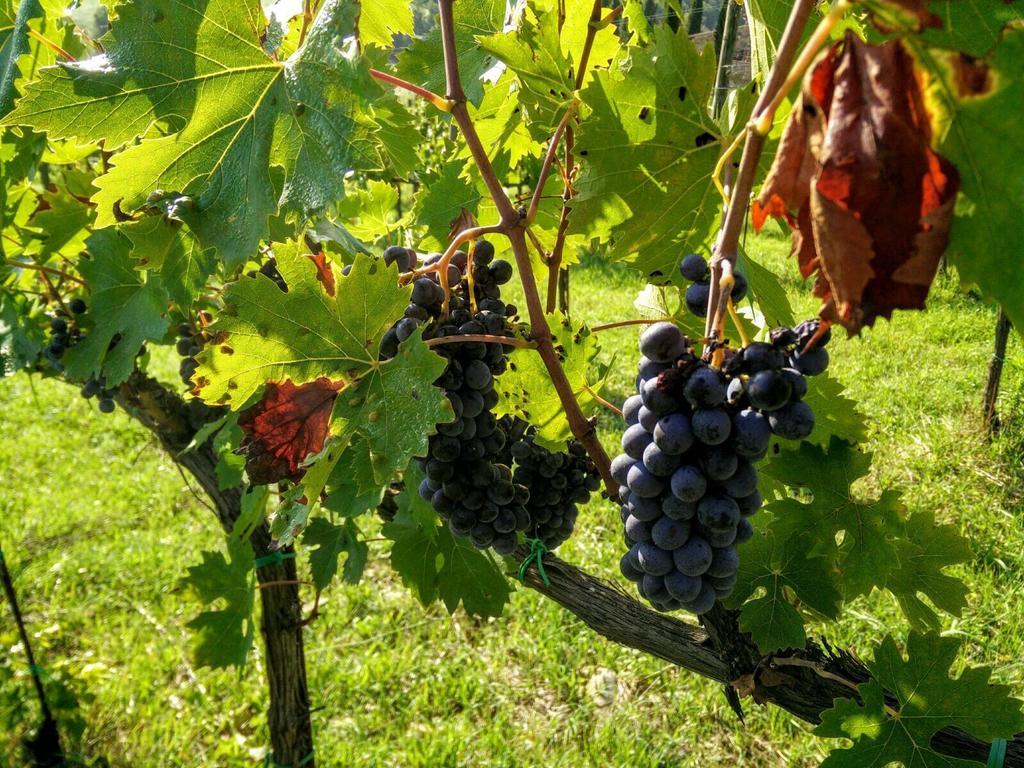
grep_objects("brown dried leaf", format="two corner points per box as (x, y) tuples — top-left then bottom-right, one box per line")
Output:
(238, 377), (343, 485)
(753, 33), (960, 333)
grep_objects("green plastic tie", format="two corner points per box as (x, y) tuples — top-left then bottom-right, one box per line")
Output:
(518, 538), (551, 587)
(988, 739), (1007, 768)
(28, 664), (47, 678)
(254, 551), (296, 570)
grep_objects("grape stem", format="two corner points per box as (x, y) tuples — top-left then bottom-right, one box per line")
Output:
(437, 0), (615, 494)
(425, 334), (536, 350)
(526, 101), (579, 225)
(369, 69), (454, 112)
(591, 318), (664, 333)
(4, 259), (84, 284)
(703, 0), (820, 355)
(583, 384), (623, 418)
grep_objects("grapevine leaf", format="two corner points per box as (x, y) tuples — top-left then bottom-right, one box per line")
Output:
(495, 312), (609, 451)
(24, 189), (91, 261)
(478, 6), (574, 139)
(181, 532), (256, 669)
(914, 29), (1024, 335)
(237, 377), (342, 484)
(4, 0), (381, 265)
(356, 0), (414, 49)
(335, 179), (406, 245)
(761, 438), (904, 600)
(753, 34), (960, 334)
(122, 218), (215, 308)
(730, 517), (841, 651)
(63, 229), (169, 386)
(330, 328), (450, 485)
(887, 510), (971, 630)
(322, 437), (387, 514)
(383, 471), (511, 617)
(572, 26), (721, 282)
(0, 0), (42, 117)
(469, 72), (537, 170)
(393, 0), (505, 105)
(413, 162), (483, 252)
(736, 247), (795, 328)
(864, 0), (1022, 56)
(816, 632), (1024, 768)
(212, 415), (244, 490)
(193, 246), (407, 408)
(0, 290), (43, 374)
(302, 516), (368, 590)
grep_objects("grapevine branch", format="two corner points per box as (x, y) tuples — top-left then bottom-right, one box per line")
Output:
(704, 0), (819, 352)
(436, 0), (614, 493)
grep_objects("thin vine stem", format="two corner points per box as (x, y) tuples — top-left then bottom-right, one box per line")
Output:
(369, 69), (453, 112)
(591, 318), (663, 333)
(4, 259), (84, 284)
(526, 102), (578, 224)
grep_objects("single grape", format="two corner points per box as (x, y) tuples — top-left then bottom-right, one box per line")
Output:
(735, 518), (755, 545)
(746, 369), (792, 412)
(679, 253), (709, 282)
(684, 581), (718, 614)
(642, 442), (682, 477)
(780, 367), (808, 400)
(611, 453), (636, 485)
(98, 397), (115, 414)
(710, 572), (738, 598)
(665, 570), (702, 601)
(69, 298), (87, 314)
(637, 542), (674, 575)
(730, 271), (748, 302)
(383, 245), (413, 272)
(621, 423), (654, 460)
(620, 548), (644, 581)
(721, 460), (758, 498)
(627, 493), (662, 522)
(683, 366), (726, 408)
(691, 408), (731, 445)
(638, 406), (660, 433)
(652, 516), (690, 550)
(707, 546), (740, 578)
(625, 514), (654, 543)
(732, 408), (771, 457)
(662, 495), (696, 521)
(653, 413), (693, 455)
(490, 260), (513, 284)
(741, 342), (785, 373)
(735, 490), (763, 517)
(706, 526), (737, 548)
(789, 346), (829, 376)
(640, 376), (680, 414)
(623, 394), (643, 426)
(626, 463), (665, 498)
(697, 495), (740, 530)
(670, 464), (707, 502)
(637, 356), (671, 382)
(701, 446), (738, 481)
(685, 281), (710, 317)
(638, 322), (687, 363)
(673, 537), (712, 577)
(768, 400), (815, 440)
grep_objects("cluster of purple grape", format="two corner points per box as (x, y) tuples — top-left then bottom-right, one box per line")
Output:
(506, 422), (602, 550)
(615, 315), (831, 615)
(390, 241), (530, 555)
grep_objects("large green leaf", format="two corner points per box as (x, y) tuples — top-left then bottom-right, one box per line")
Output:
(817, 632), (1024, 767)
(914, 29), (1024, 335)
(4, 0), (381, 265)
(122, 218), (215, 309)
(302, 516), (368, 591)
(194, 246), (409, 407)
(864, 0), (1022, 56)
(181, 531), (256, 669)
(356, 0), (414, 49)
(729, 516), (841, 652)
(571, 26), (721, 281)
(63, 228), (169, 385)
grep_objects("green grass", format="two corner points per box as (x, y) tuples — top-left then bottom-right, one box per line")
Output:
(2, 233), (1023, 767)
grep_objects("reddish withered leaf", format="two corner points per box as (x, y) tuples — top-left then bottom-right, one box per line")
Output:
(753, 33), (960, 333)
(238, 377), (343, 484)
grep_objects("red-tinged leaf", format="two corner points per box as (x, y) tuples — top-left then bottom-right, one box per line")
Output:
(305, 251), (336, 297)
(754, 33), (960, 333)
(238, 378), (343, 485)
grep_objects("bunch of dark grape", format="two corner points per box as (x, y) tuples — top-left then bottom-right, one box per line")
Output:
(614, 316), (831, 615)
(378, 241), (530, 555)
(177, 315), (210, 386)
(680, 252), (747, 316)
(504, 421), (602, 550)
(78, 374), (118, 413)
(42, 297), (87, 367)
